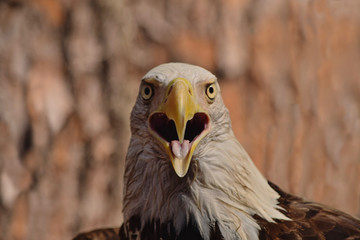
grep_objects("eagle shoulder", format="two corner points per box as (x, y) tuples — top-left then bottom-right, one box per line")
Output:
(255, 182), (360, 240)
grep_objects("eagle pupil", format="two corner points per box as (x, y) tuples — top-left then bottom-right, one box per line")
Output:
(144, 87), (151, 95)
(208, 87), (214, 94)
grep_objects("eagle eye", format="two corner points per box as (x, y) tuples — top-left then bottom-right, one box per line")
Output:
(141, 84), (153, 100)
(206, 83), (217, 101)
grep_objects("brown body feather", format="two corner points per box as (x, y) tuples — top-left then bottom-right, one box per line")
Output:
(117, 216), (224, 240)
(255, 182), (360, 240)
(73, 220), (224, 240)
(73, 228), (120, 240)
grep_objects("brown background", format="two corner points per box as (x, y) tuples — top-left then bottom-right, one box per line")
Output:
(0, 0), (360, 239)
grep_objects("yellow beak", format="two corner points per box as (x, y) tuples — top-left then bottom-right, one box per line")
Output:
(149, 78), (210, 177)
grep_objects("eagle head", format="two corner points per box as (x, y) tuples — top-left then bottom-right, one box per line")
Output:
(136, 63), (225, 177)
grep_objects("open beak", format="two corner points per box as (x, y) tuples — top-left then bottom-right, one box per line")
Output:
(148, 78), (210, 177)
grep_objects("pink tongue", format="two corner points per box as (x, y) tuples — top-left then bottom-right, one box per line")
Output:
(171, 140), (190, 159)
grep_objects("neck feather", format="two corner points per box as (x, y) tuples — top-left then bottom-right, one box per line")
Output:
(123, 131), (289, 240)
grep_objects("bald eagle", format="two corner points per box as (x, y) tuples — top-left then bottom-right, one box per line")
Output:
(74, 63), (360, 240)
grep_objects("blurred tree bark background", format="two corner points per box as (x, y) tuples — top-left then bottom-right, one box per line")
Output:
(0, 0), (359, 239)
